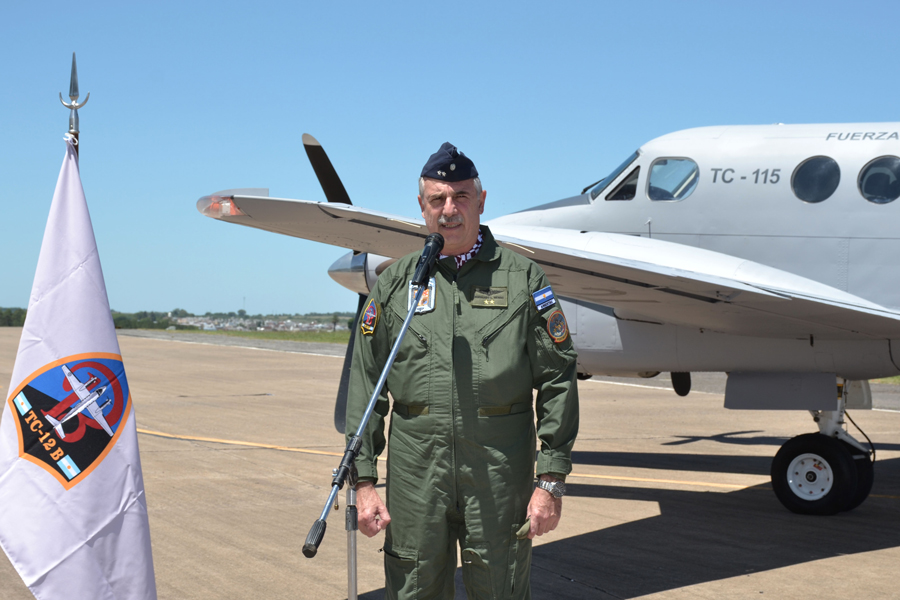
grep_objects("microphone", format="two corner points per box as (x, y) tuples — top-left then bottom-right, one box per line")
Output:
(411, 233), (444, 286)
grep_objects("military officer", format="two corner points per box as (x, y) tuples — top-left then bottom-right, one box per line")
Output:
(346, 142), (579, 599)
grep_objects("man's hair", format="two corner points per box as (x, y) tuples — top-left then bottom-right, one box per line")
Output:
(419, 176), (482, 198)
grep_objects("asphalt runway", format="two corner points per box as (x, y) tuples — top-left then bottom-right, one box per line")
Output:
(2, 327), (900, 599)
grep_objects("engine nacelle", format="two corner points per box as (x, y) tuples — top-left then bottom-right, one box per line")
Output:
(328, 251), (395, 295)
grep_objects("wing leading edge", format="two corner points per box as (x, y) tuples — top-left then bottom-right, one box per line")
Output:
(197, 193), (900, 341)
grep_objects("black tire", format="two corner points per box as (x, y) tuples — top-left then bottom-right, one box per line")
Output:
(842, 448), (874, 512)
(671, 372), (691, 397)
(771, 433), (858, 515)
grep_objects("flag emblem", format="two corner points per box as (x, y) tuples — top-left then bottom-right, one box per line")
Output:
(532, 285), (556, 311)
(6, 354), (131, 489)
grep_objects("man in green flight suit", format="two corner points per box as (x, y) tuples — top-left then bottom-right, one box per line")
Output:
(347, 142), (579, 599)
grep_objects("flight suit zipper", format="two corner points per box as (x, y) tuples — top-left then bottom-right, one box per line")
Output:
(450, 279), (460, 510)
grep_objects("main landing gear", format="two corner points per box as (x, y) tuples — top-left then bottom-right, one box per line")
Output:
(770, 384), (874, 515)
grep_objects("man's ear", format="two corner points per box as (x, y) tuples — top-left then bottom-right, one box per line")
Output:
(417, 195), (425, 217)
(479, 190), (486, 215)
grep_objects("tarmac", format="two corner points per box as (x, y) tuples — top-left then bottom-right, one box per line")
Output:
(2, 327), (900, 599)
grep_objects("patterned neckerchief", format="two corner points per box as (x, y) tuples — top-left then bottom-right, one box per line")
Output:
(441, 229), (483, 270)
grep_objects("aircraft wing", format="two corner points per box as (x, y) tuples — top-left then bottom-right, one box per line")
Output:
(197, 191), (430, 258)
(488, 225), (900, 341)
(62, 365), (90, 401)
(197, 193), (900, 340)
(85, 399), (114, 436)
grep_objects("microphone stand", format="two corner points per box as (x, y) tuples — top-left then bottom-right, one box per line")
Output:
(303, 234), (443, 600)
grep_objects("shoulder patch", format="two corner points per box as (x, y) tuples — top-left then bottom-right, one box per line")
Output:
(360, 298), (380, 335)
(546, 309), (569, 343)
(532, 285), (556, 312)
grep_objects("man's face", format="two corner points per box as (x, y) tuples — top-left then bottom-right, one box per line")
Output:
(418, 178), (486, 257)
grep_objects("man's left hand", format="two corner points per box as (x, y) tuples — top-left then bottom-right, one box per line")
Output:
(526, 477), (562, 539)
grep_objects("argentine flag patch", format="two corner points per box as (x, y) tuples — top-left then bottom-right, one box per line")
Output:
(532, 285), (556, 311)
(57, 456), (81, 480)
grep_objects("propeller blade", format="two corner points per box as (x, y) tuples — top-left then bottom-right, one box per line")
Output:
(334, 293), (368, 433)
(302, 133), (352, 205)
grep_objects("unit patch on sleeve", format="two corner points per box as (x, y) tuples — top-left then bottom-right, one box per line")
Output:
(471, 286), (508, 307)
(546, 309), (569, 343)
(360, 298), (380, 335)
(532, 285), (557, 312)
(408, 277), (437, 314)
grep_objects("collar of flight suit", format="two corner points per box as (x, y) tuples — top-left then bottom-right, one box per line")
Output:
(437, 225), (501, 274)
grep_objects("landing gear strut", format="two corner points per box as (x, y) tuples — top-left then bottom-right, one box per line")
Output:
(770, 380), (874, 515)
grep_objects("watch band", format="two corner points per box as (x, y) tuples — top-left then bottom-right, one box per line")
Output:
(536, 478), (566, 498)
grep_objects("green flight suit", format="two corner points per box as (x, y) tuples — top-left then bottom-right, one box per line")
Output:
(347, 226), (579, 600)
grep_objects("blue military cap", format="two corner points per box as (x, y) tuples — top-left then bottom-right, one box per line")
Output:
(420, 142), (478, 182)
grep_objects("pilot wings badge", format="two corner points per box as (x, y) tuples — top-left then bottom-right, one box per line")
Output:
(6, 354), (131, 489)
(408, 277), (437, 314)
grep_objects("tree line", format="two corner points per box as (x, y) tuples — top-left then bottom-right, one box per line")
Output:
(1, 307), (357, 328)
(0, 308), (26, 326)
(0, 308), (192, 330)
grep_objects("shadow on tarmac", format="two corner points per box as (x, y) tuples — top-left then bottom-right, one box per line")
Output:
(359, 449), (900, 599)
(528, 454), (900, 599)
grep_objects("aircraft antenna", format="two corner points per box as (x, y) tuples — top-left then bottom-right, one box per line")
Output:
(59, 52), (89, 156)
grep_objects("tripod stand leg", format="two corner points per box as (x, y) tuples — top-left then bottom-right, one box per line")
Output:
(347, 484), (358, 600)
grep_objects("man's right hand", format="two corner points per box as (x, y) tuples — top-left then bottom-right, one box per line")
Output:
(356, 481), (391, 537)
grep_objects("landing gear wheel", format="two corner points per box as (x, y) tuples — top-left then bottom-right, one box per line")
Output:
(771, 433), (858, 515)
(842, 446), (874, 513)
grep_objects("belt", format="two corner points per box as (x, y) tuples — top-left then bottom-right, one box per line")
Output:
(478, 401), (531, 417)
(391, 401), (532, 417)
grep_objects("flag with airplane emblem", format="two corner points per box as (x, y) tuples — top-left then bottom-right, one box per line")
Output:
(0, 137), (157, 599)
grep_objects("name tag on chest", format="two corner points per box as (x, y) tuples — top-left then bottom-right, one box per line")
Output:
(408, 278), (437, 314)
(471, 286), (508, 307)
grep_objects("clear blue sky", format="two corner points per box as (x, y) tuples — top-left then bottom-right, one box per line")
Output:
(2, 1), (897, 315)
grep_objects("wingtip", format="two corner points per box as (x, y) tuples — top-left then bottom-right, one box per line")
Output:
(302, 133), (320, 147)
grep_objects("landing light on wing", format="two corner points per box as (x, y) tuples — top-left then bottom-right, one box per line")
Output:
(197, 195), (247, 219)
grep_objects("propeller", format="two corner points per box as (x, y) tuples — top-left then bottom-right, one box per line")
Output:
(301, 132), (364, 433)
(302, 133), (352, 205)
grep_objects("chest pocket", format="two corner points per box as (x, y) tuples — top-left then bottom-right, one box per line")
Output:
(475, 295), (534, 408)
(385, 304), (431, 407)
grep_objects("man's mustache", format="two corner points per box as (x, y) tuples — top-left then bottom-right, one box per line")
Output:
(438, 215), (464, 226)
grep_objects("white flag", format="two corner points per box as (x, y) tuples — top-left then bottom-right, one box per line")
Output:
(0, 137), (157, 599)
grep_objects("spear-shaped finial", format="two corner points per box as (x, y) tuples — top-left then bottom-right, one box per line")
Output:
(59, 52), (90, 146)
(68, 52), (80, 102)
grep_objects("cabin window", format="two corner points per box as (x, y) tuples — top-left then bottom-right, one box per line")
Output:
(647, 158), (699, 201)
(606, 167), (641, 201)
(791, 156), (840, 203)
(590, 151), (639, 200)
(858, 156), (900, 204)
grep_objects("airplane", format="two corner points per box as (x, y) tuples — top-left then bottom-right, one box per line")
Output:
(45, 365), (114, 438)
(197, 123), (900, 516)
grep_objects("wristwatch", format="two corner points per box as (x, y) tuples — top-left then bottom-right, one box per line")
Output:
(535, 478), (566, 498)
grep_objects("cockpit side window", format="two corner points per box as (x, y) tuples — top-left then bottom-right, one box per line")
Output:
(590, 151), (640, 200)
(606, 167), (641, 201)
(859, 156), (900, 204)
(647, 158), (699, 201)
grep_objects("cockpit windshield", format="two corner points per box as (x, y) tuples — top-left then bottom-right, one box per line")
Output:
(590, 151), (640, 201)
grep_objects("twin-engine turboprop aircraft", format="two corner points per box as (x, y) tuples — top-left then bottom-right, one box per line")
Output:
(45, 365), (113, 438)
(198, 123), (900, 516)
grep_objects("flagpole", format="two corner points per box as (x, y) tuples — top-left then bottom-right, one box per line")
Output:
(59, 52), (89, 157)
